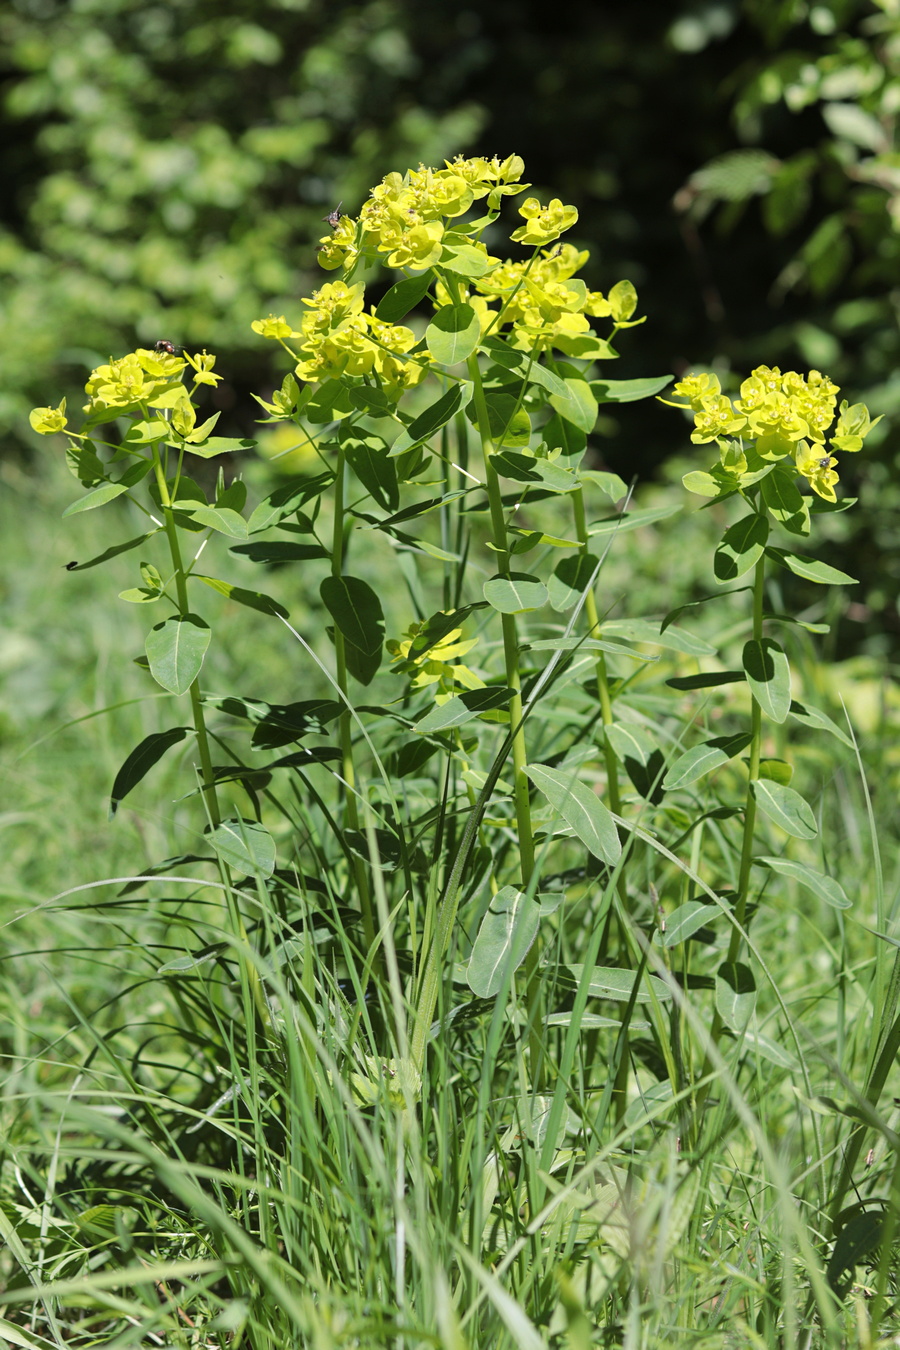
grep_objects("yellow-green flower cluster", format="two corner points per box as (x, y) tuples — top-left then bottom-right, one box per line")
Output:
(470, 243), (641, 353)
(317, 154), (529, 272)
(252, 281), (428, 398)
(669, 365), (880, 501)
(30, 347), (223, 436)
(387, 621), (483, 699)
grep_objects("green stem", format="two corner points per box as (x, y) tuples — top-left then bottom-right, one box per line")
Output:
(150, 443), (270, 1028)
(694, 546), (766, 1132)
(331, 442), (378, 959)
(465, 353), (535, 886)
(150, 444), (221, 826)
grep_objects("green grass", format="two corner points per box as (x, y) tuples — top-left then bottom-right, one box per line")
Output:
(2, 450), (899, 1349)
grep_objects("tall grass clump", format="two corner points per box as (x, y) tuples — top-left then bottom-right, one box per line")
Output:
(4, 153), (898, 1348)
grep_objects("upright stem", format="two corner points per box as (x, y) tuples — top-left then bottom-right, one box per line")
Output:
(150, 444), (221, 827)
(694, 546), (766, 1132)
(465, 353), (535, 886)
(331, 443), (378, 958)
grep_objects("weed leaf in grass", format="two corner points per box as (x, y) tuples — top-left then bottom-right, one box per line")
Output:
(752, 779), (818, 838)
(467, 887), (541, 997)
(345, 435), (399, 512)
(662, 900), (721, 947)
(109, 727), (192, 817)
(320, 575), (384, 685)
(742, 637), (791, 723)
(567, 964), (671, 1003)
(64, 530), (159, 572)
(757, 856), (850, 908)
(207, 818), (276, 877)
(145, 614), (210, 694)
(526, 763), (621, 864)
(716, 960), (756, 1032)
(664, 733), (753, 789)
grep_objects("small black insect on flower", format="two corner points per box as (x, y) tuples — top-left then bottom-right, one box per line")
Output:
(154, 339), (180, 355)
(323, 202), (343, 230)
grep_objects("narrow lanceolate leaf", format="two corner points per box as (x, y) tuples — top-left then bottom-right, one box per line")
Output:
(63, 482), (130, 516)
(483, 573), (548, 613)
(389, 385), (464, 456)
(603, 618), (716, 656)
(742, 637), (791, 723)
(207, 818), (276, 877)
(526, 764), (621, 865)
(374, 270), (434, 322)
(425, 304), (482, 364)
(591, 374), (672, 402)
(63, 530), (159, 572)
(714, 513), (768, 582)
(605, 723), (658, 768)
(716, 960), (756, 1032)
(182, 436), (256, 459)
(231, 541), (329, 563)
(145, 615), (211, 695)
(567, 964), (671, 1003)
(766, 546), (857, 586)
(757, 856), (850, 909)
(752, 779), (818, 839)
(109, 727), (191, 817)
(416, 687), (514, 733)
(662, 900), (720, 947)
(320, 575), (385, 686)
(789, 699), (853, 747)
(195, 575), (289, 619)
(466, 887), (541, 997)
(663, 733), (753, 789)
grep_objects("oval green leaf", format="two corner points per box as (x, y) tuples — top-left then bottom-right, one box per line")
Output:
(567, 964), (671, 1003)
(716, 960), (756, 1032)
(526, 764), (621, 865)
(425, 304), (482, 365)
(662, 900), (720, 947)
(766, 547), (857, 586)
(466, 887), (541, 997)
(751, 779), (818, 838)
(549, 377), (599, 433)
(145, 615), (211, 695)
(207, 818), (276, 878)
(663, 733), (753, 790)
(714, 513), (768, 582)
(483, 573), (548, 613)
(743, 637), (791, 723)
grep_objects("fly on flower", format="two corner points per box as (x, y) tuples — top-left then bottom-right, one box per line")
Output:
(323, 202), (343, 229)
(154, 339), (183, 355)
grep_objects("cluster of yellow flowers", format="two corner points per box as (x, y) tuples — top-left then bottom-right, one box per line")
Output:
(387, 620), (483, 699)
(670, 365), (881, 500)
(318, 154), (529, 273)
(252, 281), (429, 398)
(29, 346), (222, 434)
(252, 155), (642, 394)
(470, 243), (640, 354)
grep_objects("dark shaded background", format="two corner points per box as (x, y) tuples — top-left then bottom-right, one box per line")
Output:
(3, 0), (898, 649)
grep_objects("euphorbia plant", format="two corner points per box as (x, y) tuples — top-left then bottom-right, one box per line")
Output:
(661, 366), (879, 1110)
